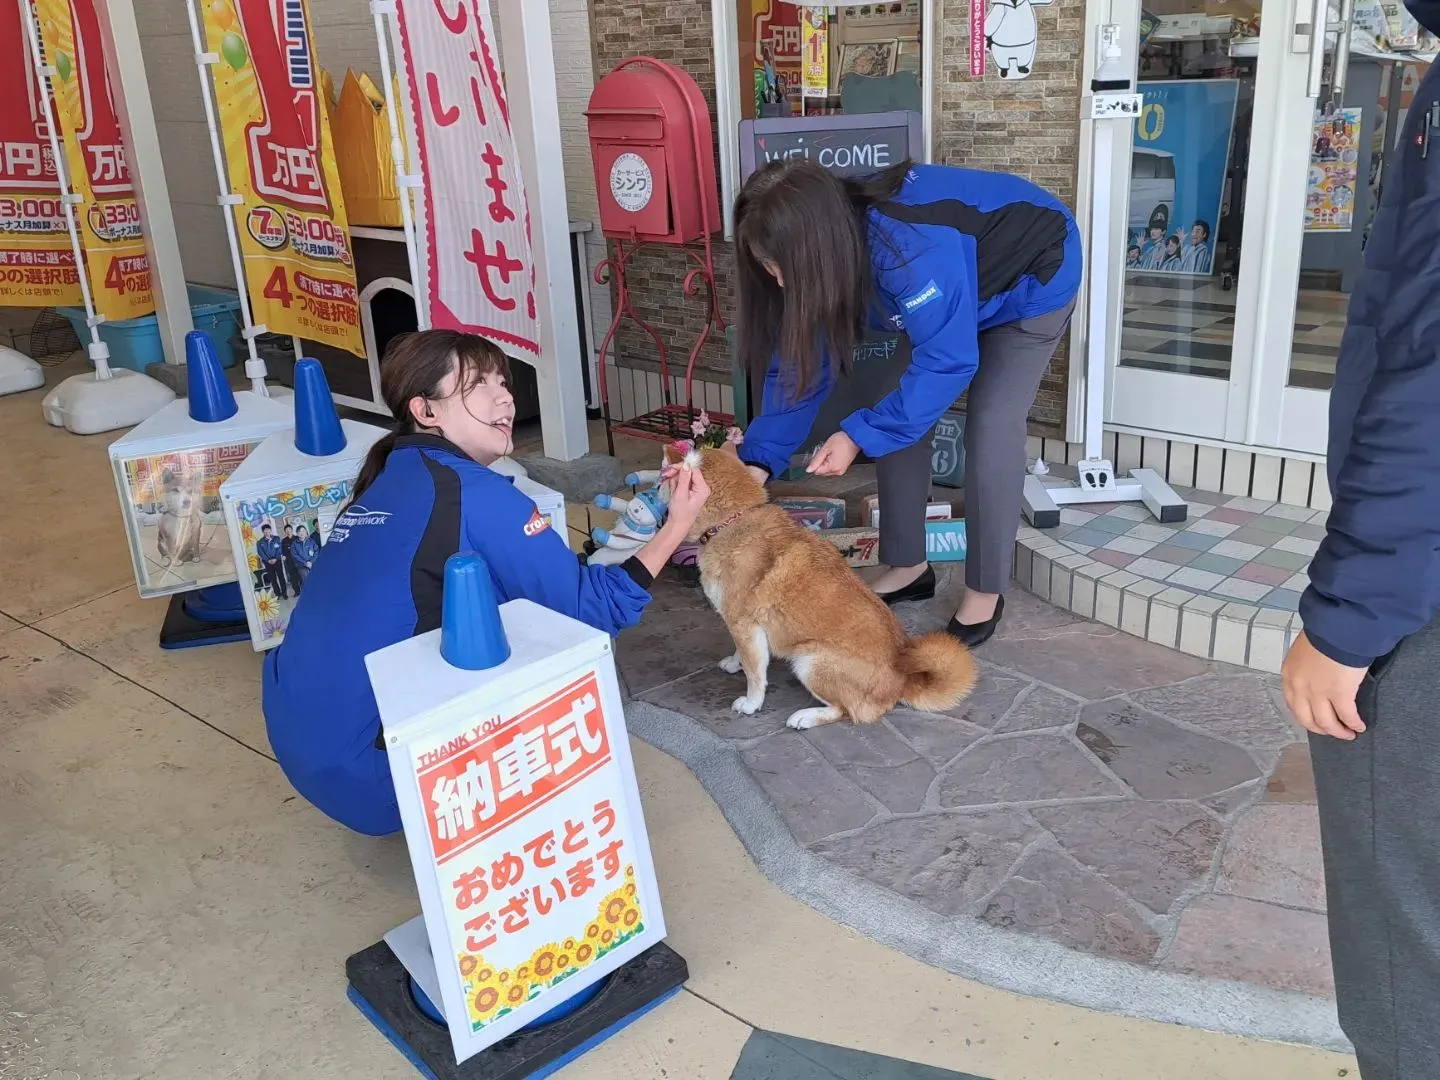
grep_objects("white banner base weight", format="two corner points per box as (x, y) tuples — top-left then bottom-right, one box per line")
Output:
(41, 369), (177, 435)
(0, 347), (45, 396)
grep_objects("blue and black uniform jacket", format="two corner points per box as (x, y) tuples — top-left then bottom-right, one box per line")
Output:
(261, 434), (653, 812)
(739, 163), (1083, 478)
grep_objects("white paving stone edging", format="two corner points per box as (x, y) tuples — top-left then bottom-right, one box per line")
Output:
(1014, 527), (1304, 674)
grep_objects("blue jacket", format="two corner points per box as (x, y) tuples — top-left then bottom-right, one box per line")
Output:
(262, 434), (653, 815)
(1301, 14), (1440, 668)
(740, 163), (1083, 477)
(292, 535), (319, 569)
(256, 534), (282, 564)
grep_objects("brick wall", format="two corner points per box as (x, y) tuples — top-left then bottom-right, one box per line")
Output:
(589, 0), (1086, 432)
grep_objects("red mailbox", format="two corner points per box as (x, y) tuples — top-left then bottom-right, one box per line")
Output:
(586, 57), (728, 456)
(586, 58), (720, 244)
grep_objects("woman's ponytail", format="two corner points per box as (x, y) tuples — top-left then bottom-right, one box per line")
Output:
(349, 430), (399, 506)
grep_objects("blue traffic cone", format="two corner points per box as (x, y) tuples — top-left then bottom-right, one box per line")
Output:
(185, 331), (237, 423)
(440, 551), (511, 670)
(293, 357), (347, 456)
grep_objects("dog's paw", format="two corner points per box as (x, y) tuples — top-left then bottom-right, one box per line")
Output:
(718, 652), (743, 675)
(732, 695), (763, 716)
(786, 707), (838, 730)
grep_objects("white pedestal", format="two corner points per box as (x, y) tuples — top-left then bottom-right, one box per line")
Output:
(218, 418), (386, 650)
(107, 391), (293, 598)
(0, 346), (45, 396)
(365, 600), (666, 1064)
(42, 369), (177, 435)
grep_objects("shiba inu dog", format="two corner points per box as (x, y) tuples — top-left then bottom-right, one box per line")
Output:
(156, 465), (205, 565)
(675, 444), (977, 729)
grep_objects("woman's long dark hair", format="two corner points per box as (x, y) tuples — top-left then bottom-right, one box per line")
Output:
(734, 157), (911, 401)
(349, 329), (510, 504)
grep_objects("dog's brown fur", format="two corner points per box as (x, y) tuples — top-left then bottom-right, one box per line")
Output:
(677, 445), (978, 730)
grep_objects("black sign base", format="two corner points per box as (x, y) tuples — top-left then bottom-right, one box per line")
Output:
(346, 940), (688, 1080)
(157, 593), (251, 650)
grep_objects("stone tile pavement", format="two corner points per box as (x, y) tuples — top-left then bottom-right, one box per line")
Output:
(619, 568), (1333, 1004)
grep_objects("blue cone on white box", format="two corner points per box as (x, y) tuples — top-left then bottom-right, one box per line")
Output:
(185, 330), (237, 423)
(292, 357), (347, 456)
(440, 551), (511, 670)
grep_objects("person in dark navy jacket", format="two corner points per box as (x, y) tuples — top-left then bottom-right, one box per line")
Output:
(733, 159), (1081, 645)
(262, 329), (709, 837)
(1282, 6), (1440, 1073)
(255, 524), (287, 599)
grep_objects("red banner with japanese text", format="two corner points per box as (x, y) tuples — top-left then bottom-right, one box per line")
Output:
(34, 0), (154, 320)
(0, 2), (82, 308)
(201, 0), (364, 355)
(394, 0), (540, 353)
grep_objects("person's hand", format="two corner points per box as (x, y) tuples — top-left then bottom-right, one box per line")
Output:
(1282, 631), (1368, 740)
(806, 431), (860, 477)
(746, 464), (769, 486)
(664, 466), (711, 530)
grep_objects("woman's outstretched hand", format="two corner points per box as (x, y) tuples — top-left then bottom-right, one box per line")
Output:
(661, 465), (711, 531)
(806, 431), (860, 477)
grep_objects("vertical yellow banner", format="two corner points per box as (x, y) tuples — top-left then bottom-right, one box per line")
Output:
(800, 8), (829, 100)
(34, 0), (154, 320)
(0, 1), (83, 308)
(202, 0), (364, 356)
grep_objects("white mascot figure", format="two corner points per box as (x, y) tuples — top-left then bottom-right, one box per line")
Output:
(985, 0), (1052, 80)
(587, 470), (669, 566)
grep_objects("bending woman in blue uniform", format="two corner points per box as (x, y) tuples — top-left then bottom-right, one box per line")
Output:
(263, 329), (709, 836)
(735, 160), (1081, 645)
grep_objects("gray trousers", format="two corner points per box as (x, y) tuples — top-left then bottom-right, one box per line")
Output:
(1310, 613), (1440, 1079)
(809, 302), (1073, 592)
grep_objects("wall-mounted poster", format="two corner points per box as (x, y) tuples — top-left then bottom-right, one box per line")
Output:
(1305, 106), (1363, 233)
(1127, 79), (1240, 277)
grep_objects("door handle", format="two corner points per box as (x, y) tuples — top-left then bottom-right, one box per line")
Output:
(1303, 0), (1329, 98)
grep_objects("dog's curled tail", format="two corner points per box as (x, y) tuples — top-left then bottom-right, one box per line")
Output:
(898, 632), (979, 712)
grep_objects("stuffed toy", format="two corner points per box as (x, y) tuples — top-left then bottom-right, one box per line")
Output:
(586, 469), (669, 566)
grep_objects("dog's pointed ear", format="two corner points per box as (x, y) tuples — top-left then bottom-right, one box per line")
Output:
(720, 440), (740, 458)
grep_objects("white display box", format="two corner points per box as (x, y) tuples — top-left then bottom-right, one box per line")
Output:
(219, 419), (388, 651)
(366, 600), (665, 1065)
(512, 474), (568, 551)
(107, 392), (293, 600)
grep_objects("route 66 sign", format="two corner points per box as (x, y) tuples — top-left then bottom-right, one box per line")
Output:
(609, 153), (654, 213)
(931, 410), (967, 489)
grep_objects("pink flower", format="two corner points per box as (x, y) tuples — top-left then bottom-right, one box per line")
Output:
(725, 426), (744, 445)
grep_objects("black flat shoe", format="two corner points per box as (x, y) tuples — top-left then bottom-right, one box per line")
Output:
(947, 594), (1005, 648)
(877, 565), (936, 606)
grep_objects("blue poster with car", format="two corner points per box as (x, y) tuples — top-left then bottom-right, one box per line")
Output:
(1127, 79), (1239, 277)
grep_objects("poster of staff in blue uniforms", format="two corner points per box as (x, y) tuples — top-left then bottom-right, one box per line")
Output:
(1127, 78), (1240, 277)
(234, 481), (351, 647)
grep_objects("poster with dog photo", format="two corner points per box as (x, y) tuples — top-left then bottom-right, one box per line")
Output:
(232, 480), (352, 648)
(115, 442), (260, 599)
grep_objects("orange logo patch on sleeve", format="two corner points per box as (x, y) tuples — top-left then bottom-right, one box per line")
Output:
(523, 507), (552, 538)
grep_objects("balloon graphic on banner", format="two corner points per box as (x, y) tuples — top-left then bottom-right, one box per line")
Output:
(221, 31), (247, 71)
(211, 0), (235, 29)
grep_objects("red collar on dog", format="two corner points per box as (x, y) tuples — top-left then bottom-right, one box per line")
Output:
(697, 510), (745, 546)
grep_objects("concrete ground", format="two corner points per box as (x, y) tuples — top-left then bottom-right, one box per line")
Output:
(0, 362), (1356, 1079)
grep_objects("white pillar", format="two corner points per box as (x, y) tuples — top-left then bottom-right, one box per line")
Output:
(92, 0), (193, 364)
(494, 0), (590, 461)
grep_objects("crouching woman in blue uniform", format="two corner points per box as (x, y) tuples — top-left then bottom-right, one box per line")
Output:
(734, 159), (1081, 646)
(262, 329), (709, 836)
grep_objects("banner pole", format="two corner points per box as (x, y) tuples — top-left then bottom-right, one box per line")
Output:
(183, 0), (271, 396)
(370, 0), (431, 331)
(19, 0), (111, 379)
